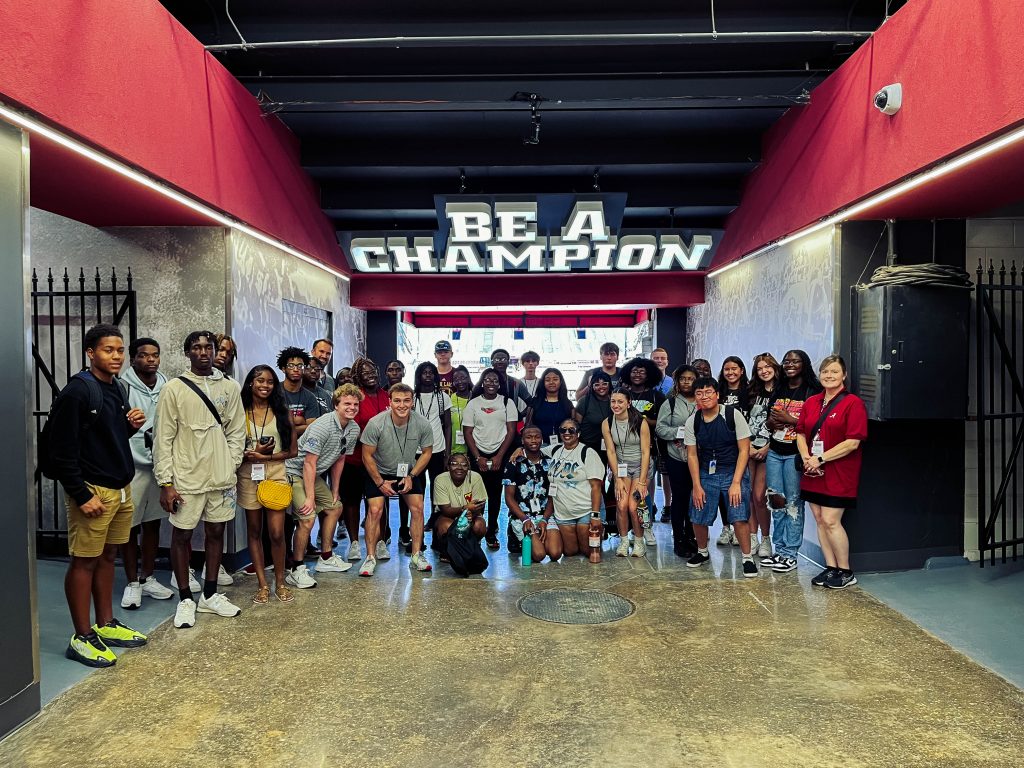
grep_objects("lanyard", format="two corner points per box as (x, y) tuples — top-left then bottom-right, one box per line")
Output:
(416, 390), (442, 422)
(552, 444), (581, 476)
(613, 416), (629, 449)
(247, 406), (270, 442)
(391, 415), (411, 457)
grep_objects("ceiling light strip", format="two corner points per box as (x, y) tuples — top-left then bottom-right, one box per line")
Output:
(708, 121), (1024, 279)
(0, 102), (350, 283)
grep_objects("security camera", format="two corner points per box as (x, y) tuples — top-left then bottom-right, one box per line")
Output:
(873, 83), (902, 115)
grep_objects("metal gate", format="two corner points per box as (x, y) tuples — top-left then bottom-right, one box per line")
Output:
(975, 260), (1024, 566)
(31, 267), (137, 556)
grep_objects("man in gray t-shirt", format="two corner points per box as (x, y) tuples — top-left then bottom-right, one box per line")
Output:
(359, 384), (435, 576)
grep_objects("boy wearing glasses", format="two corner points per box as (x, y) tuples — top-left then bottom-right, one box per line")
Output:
(277, 346), (320, 437)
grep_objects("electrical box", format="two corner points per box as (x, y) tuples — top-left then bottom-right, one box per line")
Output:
(851, 284), (969, 420)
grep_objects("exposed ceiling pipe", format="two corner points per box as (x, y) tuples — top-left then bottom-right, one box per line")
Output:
(206, 30), (872, 52)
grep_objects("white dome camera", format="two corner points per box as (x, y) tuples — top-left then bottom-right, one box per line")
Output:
(873, 83), (902, 115)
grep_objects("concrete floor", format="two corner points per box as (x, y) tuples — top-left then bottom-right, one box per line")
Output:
(5, 525), (1024, 768)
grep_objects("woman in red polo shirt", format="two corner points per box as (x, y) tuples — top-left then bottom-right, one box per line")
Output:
(796, 355), (868, 591)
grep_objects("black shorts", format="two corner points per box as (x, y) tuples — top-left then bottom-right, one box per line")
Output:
(364, 473), (427, 499)
(800, 489), (857, 510)
(339, 462), (368, 505)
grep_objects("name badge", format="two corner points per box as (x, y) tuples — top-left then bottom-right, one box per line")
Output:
(397, 463), (410, 478)
(455, 431), (466, 445)
(676, 426), (686, 440)
(548, 484), (558, 498)
(548, 434), (559, 445)
(251, 463), (266, 481)
(812, 439), (825, 456)
(529, 497), (541, 514)
(617, 463), (628, 478)
(708, 459), (717, 475)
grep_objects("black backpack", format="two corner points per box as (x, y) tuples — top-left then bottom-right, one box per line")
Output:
(692, 405), (737, 438)
(38, 371), (129, 480)
(446, 516), (488, 577)
(551, 442), (593, 464)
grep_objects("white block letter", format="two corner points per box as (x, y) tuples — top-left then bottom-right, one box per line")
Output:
(446, 203), (493, 243)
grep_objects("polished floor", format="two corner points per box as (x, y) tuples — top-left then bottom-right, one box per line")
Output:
(8, 518), (1024, 767)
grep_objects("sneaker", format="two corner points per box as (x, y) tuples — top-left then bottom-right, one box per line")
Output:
(771, 557), (798, 573)
(410, 552), (433, 572)
(716, 526), (734, 546)
(757, 537), (773, 559)
(643, 529), (656, 546)
(398, 527), (412, 548)
(347, 540), (362, 561)
(760, 553), (781, 567)
(174, 598), (197, 629)
(375, 540), (391, 561)
(285, 564), (318, 589)
(615, 539), (630, 557)
(93, 618), (148, 648)
(170, 568), (201, 593)
(65, 632), (116, 668)
(507, 524), (522, 554)
(811, 567), (836, 587)
(359, 557), (376, 577)
(197, 592), (242, 617)
(631, 538), (647, 557)
(120, 581), (142, 610)
(686, 551), (710, 568)
(201, 564), (234, 587)
(315, 553), (353, 573)
(825, 570), (859, 590)
(742, 559), (759, 578)
(140, 576), (174, 600)
(749, 533), (759, 552)
(658, 510), (671, 523)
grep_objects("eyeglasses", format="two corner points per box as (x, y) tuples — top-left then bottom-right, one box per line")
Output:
(558, 427), (579, 434)
(285, 363), (306, 370)
(491, 355), (509, 362)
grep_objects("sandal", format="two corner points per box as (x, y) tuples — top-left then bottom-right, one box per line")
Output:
(275, 585), (295, 603)
(252, 586), (270, 605)
(486, 537), (500, 551)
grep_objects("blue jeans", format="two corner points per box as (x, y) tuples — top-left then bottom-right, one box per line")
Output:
(766, 450), (803, 558)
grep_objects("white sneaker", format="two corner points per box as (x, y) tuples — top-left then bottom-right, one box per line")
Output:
(201, 564), (234, 587)
(615, 539), (630, 557)
(375, 540), (391, 561)
(121, 581), (142, 610)
(632, 538), (648, 557)
(757, 537), (773, 559)
(643, 528), (656, 546)
(359, 557), (376, 577)
(315, 553), (353, 573)
(410, 552), (433, 572)
(174, 598), (197, 629)
(197, 592), (241, 617)
(170, 568), (201, 593)
(750, 533), (759, 552)
(716, 526), (734, 546)
(286, 564), (318, 589)
(347, 540), (362, 561)
(140, 576), (174, 600)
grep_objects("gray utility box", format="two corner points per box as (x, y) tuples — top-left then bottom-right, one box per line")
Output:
(851, 283), (969, 420)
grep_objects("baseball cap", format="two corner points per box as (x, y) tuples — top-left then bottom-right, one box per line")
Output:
(434, 340), (452, 352)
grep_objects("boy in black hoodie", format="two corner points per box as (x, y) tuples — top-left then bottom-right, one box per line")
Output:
(48, 324), (149, 667)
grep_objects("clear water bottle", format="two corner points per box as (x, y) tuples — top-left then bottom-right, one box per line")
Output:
(455, 511), (469, 535)
(588, 513), (603, 563)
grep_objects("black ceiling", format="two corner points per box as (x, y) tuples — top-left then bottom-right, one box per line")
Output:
(159, 1), (905, 241)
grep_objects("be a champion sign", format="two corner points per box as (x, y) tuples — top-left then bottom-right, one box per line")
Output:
(341, 194), (718, 274)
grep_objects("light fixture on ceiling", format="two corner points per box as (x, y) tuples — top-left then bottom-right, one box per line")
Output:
(0, 101), (350, 282)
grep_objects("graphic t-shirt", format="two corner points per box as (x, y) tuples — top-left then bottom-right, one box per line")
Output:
(413, 389), (452, 453)
(436, 369), (455, 397)
(721, 386), (751, 418)
(768, 382), (822, 456)
(627, 387), (665, 424)
(502, 456), (552, 516)
(747, 390), (774, 449)
(462, 395), (518, 453)
(282, 386), (320, 423)
(432, 470), (487, 509)
(546, 443), (606, 521)
(305, 386), (333, 419)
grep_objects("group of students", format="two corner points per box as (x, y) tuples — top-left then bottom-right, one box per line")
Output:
(45, 325), (867, 670)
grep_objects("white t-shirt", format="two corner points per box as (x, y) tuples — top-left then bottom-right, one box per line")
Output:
(462, 395), (519, 453)
(547, 443), (606, 522)
(413, 390), (452, 453)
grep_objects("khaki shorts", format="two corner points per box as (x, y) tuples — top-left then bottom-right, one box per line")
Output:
(288, 474), (341, 519)
(130, 470), (167, 527)
(237, 460), (287, 510)
(66, 483), (134, 558)
(169, 488), (237, 530)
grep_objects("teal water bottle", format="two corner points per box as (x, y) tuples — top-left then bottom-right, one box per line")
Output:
(521, 522), (532, 567)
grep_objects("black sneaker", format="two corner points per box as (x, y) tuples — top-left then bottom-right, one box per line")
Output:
(771, 557), (798, 573)
(506, 526), (523, 554)
(398, 528), (412, 548)
(742, 559), (758, 578)
(686, 551), (710, 568)
(760, 553), (781, 567)
(811, 567), (836, 587)
(658, 510), (671, 523)
(825, 570), (858, 590)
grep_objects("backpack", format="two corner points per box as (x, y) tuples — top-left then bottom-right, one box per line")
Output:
(38, 371), (129, 480)
(692, 405), (736, 438)
(551, 442), (593, 464)
(446, 514), (488, 577)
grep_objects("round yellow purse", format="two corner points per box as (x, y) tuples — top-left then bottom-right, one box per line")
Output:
(257, 480), (292, 511)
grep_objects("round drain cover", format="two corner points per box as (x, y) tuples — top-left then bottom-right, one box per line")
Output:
(517, 588), (635, 625)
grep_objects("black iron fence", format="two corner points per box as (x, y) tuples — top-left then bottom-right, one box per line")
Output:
(975, 260), (1024, 566)
(31, 267), (137, 555)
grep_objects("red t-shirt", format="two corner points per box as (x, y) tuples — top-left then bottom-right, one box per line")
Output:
(796, 390), (868, 499)
(346, 388), (391, 466)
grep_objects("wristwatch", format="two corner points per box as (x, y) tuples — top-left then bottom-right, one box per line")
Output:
(817, 455), (826, 466)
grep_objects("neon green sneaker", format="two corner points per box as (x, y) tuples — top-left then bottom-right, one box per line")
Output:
(65, 633), (116, 668)
(93, 619), (148, 648)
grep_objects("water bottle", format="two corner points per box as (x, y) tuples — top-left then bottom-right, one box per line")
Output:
(455, 511), (469, 535)
(521, 524), (532, 567)
(588, 513), (603, 563)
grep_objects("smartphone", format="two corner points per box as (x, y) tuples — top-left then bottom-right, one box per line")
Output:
(259, 436), (273, 445)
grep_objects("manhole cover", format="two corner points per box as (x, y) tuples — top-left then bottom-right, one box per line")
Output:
(517, 588), (635, 625)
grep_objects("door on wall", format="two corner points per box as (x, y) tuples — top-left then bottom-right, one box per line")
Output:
(31, 267), (137, 556)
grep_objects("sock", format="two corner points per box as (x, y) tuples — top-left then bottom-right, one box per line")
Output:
(203, 579), (217, 600)
(743, 554), (753, 562)
(321, 550), (332, 561)
(842, 568), (853, 575)
(179, 587), (192, 602)
(698, 547), (709, 555)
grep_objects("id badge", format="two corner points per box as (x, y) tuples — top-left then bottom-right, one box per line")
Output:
(617, 463), (628, 478)
(455, 431), (466, 445)
(548, 434), (559, 445)
(708, 459), (717, 475)
(548, 484), (558, 498)
(251, 463), (266, 481)
(397, 463), (410, 478)
(529, 497), (541, 514)
(812, 439), (825, 456)
(676, 426), (686, 440)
